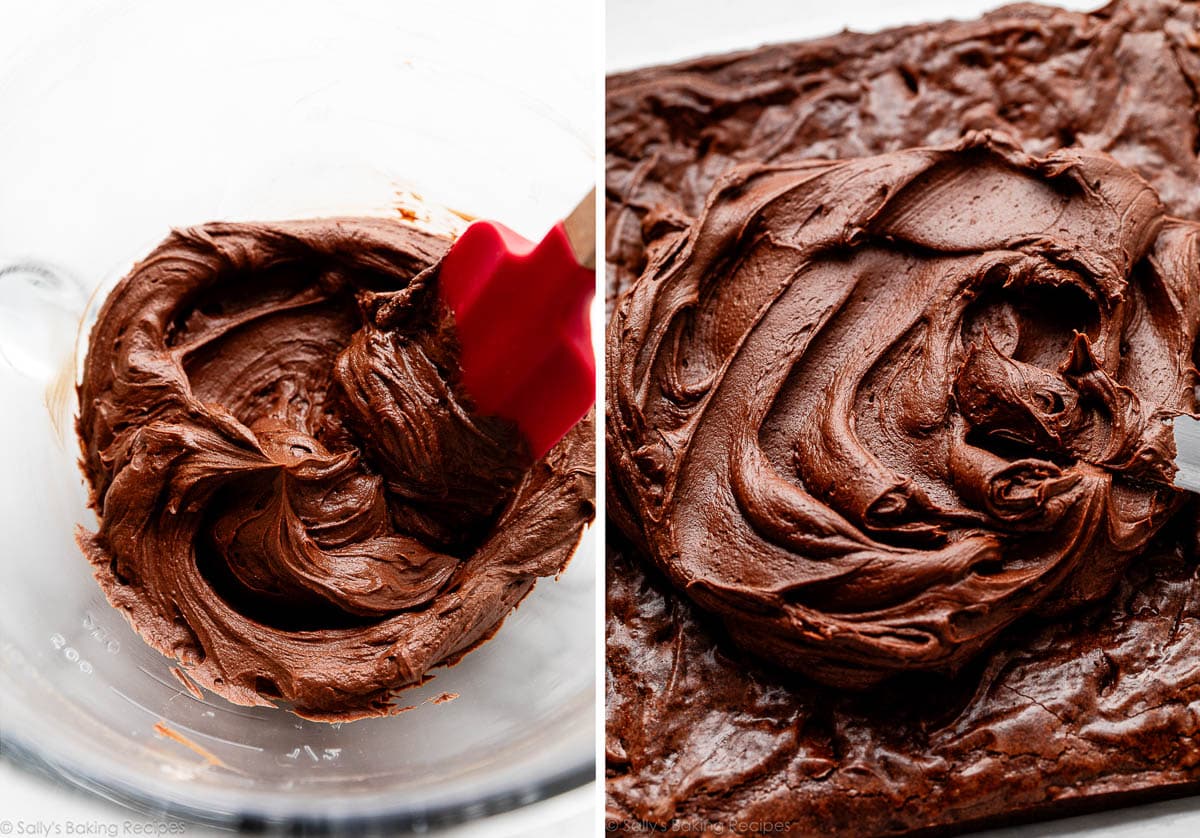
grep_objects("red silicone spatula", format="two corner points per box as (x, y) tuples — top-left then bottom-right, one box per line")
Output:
(437, 189), (596, 459)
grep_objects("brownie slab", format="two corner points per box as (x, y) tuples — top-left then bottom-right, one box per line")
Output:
(605, 1), (1200, 834)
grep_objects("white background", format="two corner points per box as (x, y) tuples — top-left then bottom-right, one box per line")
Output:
(609, 0), (1101, 70)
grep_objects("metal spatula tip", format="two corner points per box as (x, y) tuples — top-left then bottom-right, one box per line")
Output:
(1172, 415), (1200, 494)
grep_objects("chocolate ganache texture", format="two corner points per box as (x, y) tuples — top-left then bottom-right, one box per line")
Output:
(609, 132), (1200, 688)
(606, 0), (1200, 307)
(77, 217), (594, 720)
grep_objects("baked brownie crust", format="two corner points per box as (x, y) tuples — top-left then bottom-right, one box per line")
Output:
(606, 517), (1199, 835)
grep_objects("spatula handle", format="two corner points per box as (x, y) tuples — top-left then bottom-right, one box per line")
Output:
(562, 188), (596, 270)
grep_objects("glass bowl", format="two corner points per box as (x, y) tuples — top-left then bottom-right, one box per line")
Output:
(0, 0), (595, 830)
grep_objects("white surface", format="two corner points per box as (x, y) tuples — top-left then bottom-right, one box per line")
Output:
(0, 1), (597, 836)
(608, 0), (1103, 70)
(0, 759), (594, 837)
(606, 1), (1200, 837)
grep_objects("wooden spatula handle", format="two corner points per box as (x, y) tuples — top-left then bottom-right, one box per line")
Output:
(562, 188), (597, 270)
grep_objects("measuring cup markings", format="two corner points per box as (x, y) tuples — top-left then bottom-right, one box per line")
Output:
(110, 685), (266, 753)
(48, 632), (94, 675)
(81, 611), (121, 654)
(134, 662), (271, 722)
(137, 664), (204, 703)
(282, 746), (342, 764)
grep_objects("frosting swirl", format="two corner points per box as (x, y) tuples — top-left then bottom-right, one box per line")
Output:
(607, 133), (1199, 687)
(78, 217), (594, 719)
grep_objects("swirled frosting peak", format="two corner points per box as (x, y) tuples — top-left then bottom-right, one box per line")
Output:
(608, 133), (1199, 687)
(78, 217), (594, 719)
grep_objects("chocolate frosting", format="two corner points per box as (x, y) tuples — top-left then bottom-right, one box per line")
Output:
(608, 133), (1200, 687)
(77, 217), (594, 720)
(606, 0), (1200, 309)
